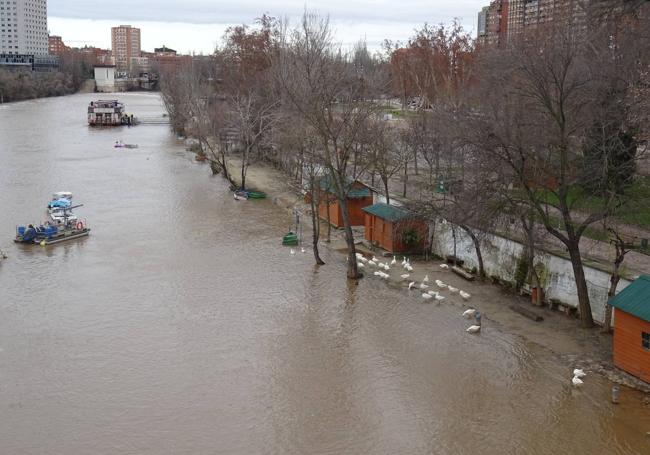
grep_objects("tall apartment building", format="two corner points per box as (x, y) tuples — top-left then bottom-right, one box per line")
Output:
(479, 0), (585, 46)
(111, 25), (141, 72)
(486, 0), (509, 47)
(478, 6), (489, 43)
(0, 0), (48, 55)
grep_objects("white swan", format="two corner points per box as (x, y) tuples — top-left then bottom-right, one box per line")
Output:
(448, 286), (459, 293)
(573, 369), (586, 378)
(459, 291), (471, 300)
(572, 376), (584, 386)
(440, 264), (450, 270)
(420, 283), (429, 290)
(423, 275), (429, 282)
(408, 282), (416, 290)
(466, 325), (481, 334)
(422, 293), (433, 300)
(463, 309), (477, 319)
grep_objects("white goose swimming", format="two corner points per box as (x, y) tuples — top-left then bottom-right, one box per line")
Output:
(423, 275), (429, 283)
(466, 325), (481, 334)
(420, 283), (429, 290)
(434, 294), (445, 302)
(572, 376), (584, 386)
(440, 264), (450, 270)
(408, 282), (416, 290)
(448, 286), (459, 294)
(422, 293), (433, 300)
(463, 309), (477, 319)
(290, 248), (296, 255)
(400, 273), (410, 280)
(573, 369), (586, 378)
(391, 256), (397, 265)
(459, 291), (471, 300)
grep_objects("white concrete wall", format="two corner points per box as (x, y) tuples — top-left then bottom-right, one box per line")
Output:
(94, 67), (116, 92)
(431, 221), (631, 324)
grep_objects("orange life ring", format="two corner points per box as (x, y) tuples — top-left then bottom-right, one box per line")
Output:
(76, 221), (84, 230)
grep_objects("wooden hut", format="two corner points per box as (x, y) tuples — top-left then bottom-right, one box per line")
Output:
(609, 275), (650, 383)
(362, 203), (428, 254)
(316, 177), (373, 228)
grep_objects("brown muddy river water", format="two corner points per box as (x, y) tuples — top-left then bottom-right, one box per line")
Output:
(1, 93), (649, 454)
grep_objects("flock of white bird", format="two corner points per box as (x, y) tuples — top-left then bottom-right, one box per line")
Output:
(295, 249), (590, 386)
(356, 253), (481, 333)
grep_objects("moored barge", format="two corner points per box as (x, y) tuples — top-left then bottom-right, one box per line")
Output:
(88, 100), (126, 126)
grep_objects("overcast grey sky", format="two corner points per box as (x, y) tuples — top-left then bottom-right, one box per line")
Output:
(48, 0), (486, 54)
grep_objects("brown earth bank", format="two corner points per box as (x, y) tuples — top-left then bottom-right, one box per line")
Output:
(196, 150), (650, 395)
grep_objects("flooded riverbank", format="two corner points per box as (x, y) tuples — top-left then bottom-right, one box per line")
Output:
(1, 93), (648, 454)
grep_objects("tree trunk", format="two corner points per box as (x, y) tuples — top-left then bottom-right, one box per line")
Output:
(308, 178), (325, 265)
(566, 242), (595, 328)
(462, 225), (485, 280)
(338, 195), (361, 279)
(603, 274), (620, 333)
(240, 147), (248, 191)
(326, 196), (332, 242)
(403, 159), (408, 198)
(603, 239), (628, 333)
(451, 224), (457, 266)
(382, 176), (390, 205)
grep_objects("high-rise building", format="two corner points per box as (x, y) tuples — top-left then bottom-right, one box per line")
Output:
(478, 6), (489, 44)
(483, 0), (509, 47)
(479, 0), (585, 46)
(0, 0), (49, 56)
(111, 25), (141, 72)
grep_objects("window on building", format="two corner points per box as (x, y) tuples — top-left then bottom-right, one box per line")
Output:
(643, 332), (650, 350)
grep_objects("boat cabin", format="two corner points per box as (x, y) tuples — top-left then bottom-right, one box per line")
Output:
(363, 203), (428, 254)
(609, 275), (650, 384)
(88, 100), (126, 126)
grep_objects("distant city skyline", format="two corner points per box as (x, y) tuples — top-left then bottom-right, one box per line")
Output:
(47, 0), (486, 54)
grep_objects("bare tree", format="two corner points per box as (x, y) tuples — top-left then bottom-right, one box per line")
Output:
(602, 225), (633, 332)
(276, 13), (382, 279)
(465, 21), (642, 327)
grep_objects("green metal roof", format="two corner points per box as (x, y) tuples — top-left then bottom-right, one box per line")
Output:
(610, 275), (650, 322)
(362, 203), (414, 222)
(318, 175), (371, 199)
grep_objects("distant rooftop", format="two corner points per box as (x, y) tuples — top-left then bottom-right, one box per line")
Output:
(155, 45), (176, 54)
